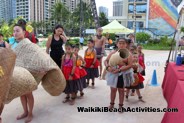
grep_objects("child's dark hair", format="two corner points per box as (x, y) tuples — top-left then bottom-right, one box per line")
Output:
(0, 33), (3, 37)
(126, 39), (132, 44)
(53, 24), (64, 34)
(131, 45), (137, 50)
(17, 19), (27, 26)
(96, 27), (102, 30)
(117, 38), (127, 43)
(14, 24), (26, 31)
(65, 42), (73, 48)
(88, 39), (94, 43)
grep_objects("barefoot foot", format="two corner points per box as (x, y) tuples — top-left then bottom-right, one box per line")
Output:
(17, 112), (28, 120)
(25, 115), (33, 123)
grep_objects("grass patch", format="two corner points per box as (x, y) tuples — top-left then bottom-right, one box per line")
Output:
(142, 44), (171, 50)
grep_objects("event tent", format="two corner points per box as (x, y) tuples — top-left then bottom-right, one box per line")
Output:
(102, 20), (134, 34)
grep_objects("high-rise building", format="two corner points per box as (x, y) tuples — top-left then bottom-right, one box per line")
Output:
(16, 0), (30, 21)
(44, 0), (56, 20)
(127, 0), (147, 29)
(109, 0), (147, 29)
(0, 0), (14, 22)
(61, 0), (90, 13)
(113, 0), (123, 16)
(15, 0), (56, 22)
(99, 6), (108, 17)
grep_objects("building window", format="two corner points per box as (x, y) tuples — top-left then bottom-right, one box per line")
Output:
(127, 21), (144, 29)
(128, 4), (147, 13)
(128, 4), (134, 13)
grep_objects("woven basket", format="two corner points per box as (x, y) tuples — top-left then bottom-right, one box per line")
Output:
(14, 38), (66, 95)
(0, 48), (16, 104)
(42, 69), (66, 96)
(5, 66), (37, 104)
(109, 49), (130, 67)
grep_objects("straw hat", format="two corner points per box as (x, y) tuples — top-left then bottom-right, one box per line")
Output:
(109, 48), (130, 67)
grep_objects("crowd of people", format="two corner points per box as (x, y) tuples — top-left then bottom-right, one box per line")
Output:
(0, 19), (146, 123)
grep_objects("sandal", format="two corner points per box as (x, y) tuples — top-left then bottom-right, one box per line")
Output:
(80, 92), (84, 97)
(138, 96), (145, 102)
(108, 102), (114, 110)
(92, 83), (95, 89)
(118, 104), (124, 113)
(86, 82), (89, 87)
(138, 96), (142, 100)
(63, 96), (70, 103)
(69, 97), (75, 105)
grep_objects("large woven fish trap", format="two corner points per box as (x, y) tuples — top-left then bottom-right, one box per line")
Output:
(14, 38), (66, 96)
(5, 66), (37, 104)
(0, 48), (16, 104)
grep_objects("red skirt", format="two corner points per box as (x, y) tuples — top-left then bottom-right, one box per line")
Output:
(137, 73), (145, 83)
(85, 58), (99, 68)
(62, 66), (80, 80)
(77, 67), (87, 78)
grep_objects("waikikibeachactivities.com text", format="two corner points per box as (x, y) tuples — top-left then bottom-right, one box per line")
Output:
(77, 107), (178, 113)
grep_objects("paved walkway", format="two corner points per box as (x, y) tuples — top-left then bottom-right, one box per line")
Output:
(2, 48), (169, 123)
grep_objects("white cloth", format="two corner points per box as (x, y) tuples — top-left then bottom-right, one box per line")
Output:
(122, 68), (134, 87)
(105, 72), (119, 88)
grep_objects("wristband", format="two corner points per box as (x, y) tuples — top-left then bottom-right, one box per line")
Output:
(70, 73), (74, 76)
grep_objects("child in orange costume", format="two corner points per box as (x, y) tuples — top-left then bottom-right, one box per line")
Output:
(84, 39), (99, 88)
(73, 45), (87, 97)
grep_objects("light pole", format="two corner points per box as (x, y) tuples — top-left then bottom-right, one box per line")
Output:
(133, 0), (137, 43)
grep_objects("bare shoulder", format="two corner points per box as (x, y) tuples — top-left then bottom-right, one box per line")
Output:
(47, 35), (52, 41)
(72, 54), (76, 58)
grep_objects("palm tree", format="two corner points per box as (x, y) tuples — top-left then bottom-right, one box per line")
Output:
(99, 12), (109, 26)
(71, 1), (94, 36)
(50, 2), (70, 25)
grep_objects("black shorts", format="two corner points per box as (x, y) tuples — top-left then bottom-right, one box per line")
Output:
(117, 75), (124, 88)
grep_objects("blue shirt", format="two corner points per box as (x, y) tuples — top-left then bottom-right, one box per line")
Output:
(79, 37), (84, 43)
(9, 37), (18, 49)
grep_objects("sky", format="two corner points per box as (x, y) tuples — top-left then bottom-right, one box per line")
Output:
(96, 0), (114, 16)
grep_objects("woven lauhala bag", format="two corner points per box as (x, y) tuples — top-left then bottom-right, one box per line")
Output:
(14, 38), (66, 96)
(0, 48), (16, 104)
(5, 66), (37, 104)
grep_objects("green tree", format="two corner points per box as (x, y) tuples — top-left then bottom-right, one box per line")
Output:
(50, 2), (70, 25)
(136, 32), (151, 43)
(69, 1), (94, 36)
(99, 12), (109, 26)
